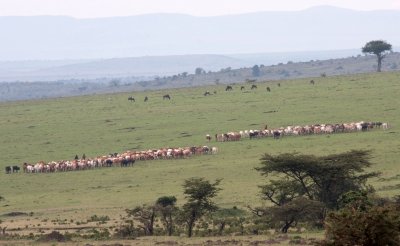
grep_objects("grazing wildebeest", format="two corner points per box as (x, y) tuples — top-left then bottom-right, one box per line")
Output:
(277, 83), (281, 87)
(144, 96), (148, 102)
(240, 86), (245, 90)
(266, 87), (271, 92)
(310, 80), (315, 85)
(163, 94), (171, 100)
(214, 91), (217, 94)
(225, 85), (233, 91)
(5, 166), (11, 174)
(128, 96), (135, 102)
(12, 166), (20, 173)
(251, 85), (257, 89)
(74, 154), (79, 160)
(204, 91), (211, 96)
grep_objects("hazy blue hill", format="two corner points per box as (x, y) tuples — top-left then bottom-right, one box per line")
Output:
(31, 54), (248, 76)
(0, 54), (249, 81)
(0, 6), (399, 60)
(0, 6), (398, 83)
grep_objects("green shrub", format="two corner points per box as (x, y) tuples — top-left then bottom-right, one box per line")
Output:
(320, 205), (400, 245)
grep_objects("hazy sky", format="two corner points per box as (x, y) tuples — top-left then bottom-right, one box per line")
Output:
(1, 0), (400, 18)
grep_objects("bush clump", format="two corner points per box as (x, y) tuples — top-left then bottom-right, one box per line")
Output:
(37, 231), (71, 242)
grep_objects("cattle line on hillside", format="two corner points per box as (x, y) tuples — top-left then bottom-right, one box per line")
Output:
(13, 146), (218, 174)
(214, 121), (389, 142)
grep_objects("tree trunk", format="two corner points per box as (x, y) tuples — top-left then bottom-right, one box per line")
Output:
(218, 221), (226, 235)
(187, 210), (197, 237)
(281, 223), (290, 233)
(377, 54), (383, 72)
(187, 220), (194, 237)
(167, 214), (173, 236)
(148, 212), (155, 236)
(281, 219), (294, 233)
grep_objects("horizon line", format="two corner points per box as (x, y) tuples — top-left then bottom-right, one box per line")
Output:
(0, 5), (399, 20)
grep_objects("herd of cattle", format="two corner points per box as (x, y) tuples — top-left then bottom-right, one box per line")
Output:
(213, 121), (389, 142)
(5, 146), (218, 174)
(4, 121), (390, 174)
(3, 80), (390, 175)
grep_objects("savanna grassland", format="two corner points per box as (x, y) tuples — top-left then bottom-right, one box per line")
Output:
(0, 71), (399, 242)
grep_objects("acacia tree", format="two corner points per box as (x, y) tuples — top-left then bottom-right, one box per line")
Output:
(362, 40), (392, 72)
(264, 197), (324, 233)
(126, 204), (156, 236)
(250, 179), (324, 232)
(209, 208), (246, 236)
(337, 190), (372, 211)
(195, 67), (205, 75)
(181, 177), (221, 237)
(253, 150), (380, 233)
(256, 150), (379, 210)
(252, 65), (261, 77)
(155, 196), (178, 236)
(259, 179), (305, 206)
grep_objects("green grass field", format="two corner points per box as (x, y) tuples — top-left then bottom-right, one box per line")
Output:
(0, 72), (399, 231)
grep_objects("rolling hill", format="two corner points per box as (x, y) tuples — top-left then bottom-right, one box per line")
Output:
(0, 6), (399, 61)
(0, 52), (399, 102)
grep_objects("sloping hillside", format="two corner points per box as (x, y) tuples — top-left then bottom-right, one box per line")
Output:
(0, 71), (399, 234)
(140, 52), (400, 89)
(1, 52), (398, 101)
